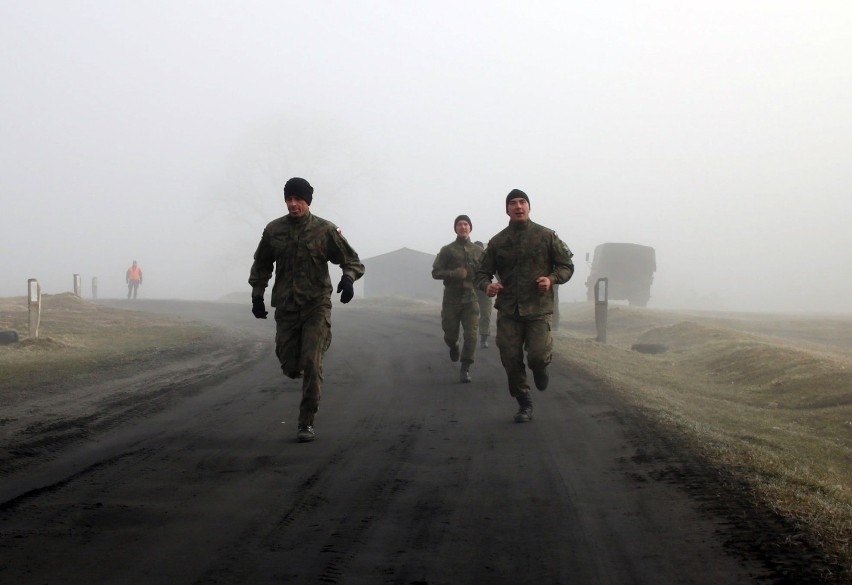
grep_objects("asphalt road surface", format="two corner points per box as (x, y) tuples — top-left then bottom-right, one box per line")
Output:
(0, 300), (824, 584)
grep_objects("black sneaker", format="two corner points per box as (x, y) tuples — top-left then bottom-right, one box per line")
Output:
(459, 365), (472, 383)
(449, 344), (460, 362)
(297, 425), (315, 442)
(532, 368), (549, 391)
(480, 335), (489, 349)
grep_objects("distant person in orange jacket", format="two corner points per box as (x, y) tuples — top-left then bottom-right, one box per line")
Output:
(126, 260), (143, 299)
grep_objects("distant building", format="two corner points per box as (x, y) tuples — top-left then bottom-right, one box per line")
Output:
(362, 247), (442, 301)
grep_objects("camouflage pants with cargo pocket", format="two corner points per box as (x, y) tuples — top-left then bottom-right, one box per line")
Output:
(495, 313), (553, 398)
(275, 304), (332, 427)
(441, 299), (479, 365)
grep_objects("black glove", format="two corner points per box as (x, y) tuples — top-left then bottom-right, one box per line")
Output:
(336, 275), (354, 304)
(251, 296), (268, 319)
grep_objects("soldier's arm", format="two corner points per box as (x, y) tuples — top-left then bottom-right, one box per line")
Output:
(473, 247), (496, 292)
(431, 247), (455, 280)
(327, 227), (365, 282)
(548, 233), (575, 285)
(248, 229), (275, 297)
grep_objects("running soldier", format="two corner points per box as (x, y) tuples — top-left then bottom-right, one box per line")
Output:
(432, 215), (483, 383)
(475, 189), (574, 422)
(249, 177), (365, 443)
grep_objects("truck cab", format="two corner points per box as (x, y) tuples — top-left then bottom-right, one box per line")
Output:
(585, 243), (656, 307)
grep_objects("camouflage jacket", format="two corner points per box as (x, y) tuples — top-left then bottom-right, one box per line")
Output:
(249, 212), (365, 310)
(431, 237), (484, 305)
(474, 220), (574, 317)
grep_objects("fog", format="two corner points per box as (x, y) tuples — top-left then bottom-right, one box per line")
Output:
(2, 1), (850, 313)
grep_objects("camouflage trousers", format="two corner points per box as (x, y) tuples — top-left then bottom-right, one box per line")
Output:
(476, 291), (492, 337)
(441, 299), (479, 365)
(495, 313), (553, 398)
(274, 304), (332, 427)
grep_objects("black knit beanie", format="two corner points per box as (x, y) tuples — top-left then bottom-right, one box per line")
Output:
(506, 189), (530, 208)
(454, 214), (472, 230)
(284, 177), (314, 205)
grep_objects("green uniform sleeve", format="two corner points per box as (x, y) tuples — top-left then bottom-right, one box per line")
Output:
(248, 229), (275, 297)
(327, 227), (365, 282)
(473, 245), (496, 292)
(548, 234), (575, 286)
(431, 247), (454, 280)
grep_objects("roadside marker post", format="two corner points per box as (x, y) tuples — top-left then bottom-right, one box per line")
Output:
(92, 277), (98, 300)
(595, 277), (608, 343)
(73, 274), (82, 297)
(28, 278), (41, 339)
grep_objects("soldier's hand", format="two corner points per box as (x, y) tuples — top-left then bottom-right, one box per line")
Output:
(337, 275), (354, 304)
(536, 276), (552, 293)
(450, 266), (467, 279)
(251, 296), (268, 319)
(487, 282), (503, 297)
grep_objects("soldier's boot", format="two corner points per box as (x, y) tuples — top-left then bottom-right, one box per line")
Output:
(297, 425), (315, 443)
(459, 363), (472, 383)
(480, 334), (489, 349)
(532, 367), (549, 391)
(513, 394), (533, 423)
(449, 343), (460, 362)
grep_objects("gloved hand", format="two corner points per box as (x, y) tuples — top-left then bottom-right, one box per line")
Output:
(450, 266), (467, 279)
(337, 275), (354, 304)
(251, 296), (268, 319)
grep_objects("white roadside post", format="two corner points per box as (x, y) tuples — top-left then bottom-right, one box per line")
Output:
(92, 277), (98, 300)
(595, 277), (608, 343)
(73, 273), (82, 297)
(28, 278), (41, 339)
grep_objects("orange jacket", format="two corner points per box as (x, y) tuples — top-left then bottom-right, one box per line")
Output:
(127, 266), (143, 283)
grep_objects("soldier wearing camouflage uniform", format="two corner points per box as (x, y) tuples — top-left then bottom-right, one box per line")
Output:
(432, 215), (483, 383)
(474, 189), (574, 422)
(249, 177), (365, 443)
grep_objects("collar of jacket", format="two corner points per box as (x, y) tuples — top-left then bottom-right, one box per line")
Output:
(286, 211), (311, 225)
(509, 219), (531, 231)
(455, 236), (470, 244)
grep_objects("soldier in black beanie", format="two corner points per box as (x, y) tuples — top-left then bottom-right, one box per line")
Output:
(432, 214), (484, 383)
(506, 189), (530, 208)
(249, 177), (365, 443)
(284, 177), (313, 206)
(475, 189), (574, 423)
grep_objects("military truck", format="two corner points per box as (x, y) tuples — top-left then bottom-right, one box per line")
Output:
(585, 243), (656, 307)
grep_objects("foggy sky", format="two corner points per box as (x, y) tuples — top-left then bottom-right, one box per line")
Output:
(2, 1), (850, 313)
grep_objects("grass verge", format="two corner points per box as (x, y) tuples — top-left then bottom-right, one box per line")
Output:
(0, 293), (216, 396)
(555, 302), (851, 579)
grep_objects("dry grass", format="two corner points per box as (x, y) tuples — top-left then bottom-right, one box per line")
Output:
(555, 302), (852, 575)
(0, 293), (215, 394)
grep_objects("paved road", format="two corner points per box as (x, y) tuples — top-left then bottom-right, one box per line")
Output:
(0, 300), (812, 584)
